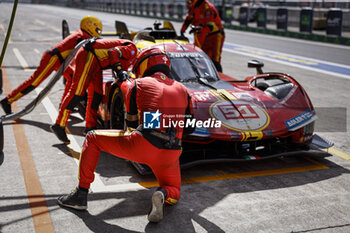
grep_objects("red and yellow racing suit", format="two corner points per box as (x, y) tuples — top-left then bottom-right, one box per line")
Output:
(180, 0), (225, 71)
(78, 72), (193, 205)
(6, 30), (91, 104)
(55, 39), (137, 128)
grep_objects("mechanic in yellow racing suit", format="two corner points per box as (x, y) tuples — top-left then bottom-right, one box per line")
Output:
(50, 39), (137, 143)
(0, 16), (102, 115)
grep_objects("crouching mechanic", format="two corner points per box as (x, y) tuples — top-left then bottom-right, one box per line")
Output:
(180, 0), (225, 72)
(57, 48), (194, 223)
(50, 39), (137, 143)
(1, 16), (102, 115)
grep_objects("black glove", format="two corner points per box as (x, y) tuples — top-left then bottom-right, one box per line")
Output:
(116, 69), (129, 82)
(112, 63), (129, 82)
(189, 25), (202, 34)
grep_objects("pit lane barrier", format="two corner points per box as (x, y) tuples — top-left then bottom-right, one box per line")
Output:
(46, 1), (350, 46)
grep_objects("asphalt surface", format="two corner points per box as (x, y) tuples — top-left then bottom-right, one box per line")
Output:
(0, 3), (350, 233)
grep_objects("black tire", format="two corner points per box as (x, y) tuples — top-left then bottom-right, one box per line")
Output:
(109, 88), (126, 130)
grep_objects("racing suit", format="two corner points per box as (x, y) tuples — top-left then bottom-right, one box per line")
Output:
(5, 30), (91, 104)
(78, 72), (193, 205)
(55, 39), (137, 128)
(180, 0), (225, 72)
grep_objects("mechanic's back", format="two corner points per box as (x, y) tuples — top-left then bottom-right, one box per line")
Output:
(133, 73), (189, 138)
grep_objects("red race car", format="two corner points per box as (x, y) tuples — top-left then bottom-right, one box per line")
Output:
(0, 21), (331, 170)
(90, 21), (333, 174)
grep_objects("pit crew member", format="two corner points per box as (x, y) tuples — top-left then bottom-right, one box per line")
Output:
(57, 48), (194, 223)
(0, 16), (102, 115)
(50, 39), (137, 143)
(180, 0), (225, 72)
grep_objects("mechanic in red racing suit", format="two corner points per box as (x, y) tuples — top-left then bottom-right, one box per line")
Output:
(0, 16), (102, 115)
(50, 39), (137, 143)
(57, 48), (194, 223)
(180, 0), (225, 72)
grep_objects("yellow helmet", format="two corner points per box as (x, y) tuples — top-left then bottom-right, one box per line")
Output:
(80, 16), (102, 38)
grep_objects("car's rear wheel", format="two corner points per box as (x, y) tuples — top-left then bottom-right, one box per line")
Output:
(109, 88), (126, 130)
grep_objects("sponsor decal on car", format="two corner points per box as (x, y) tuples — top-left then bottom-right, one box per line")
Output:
(209, 100), (270, 131)
(285, 108), (315, 131)
(192, 91), (214, 102)
(192, 127), (211, 137)
(168, 52), (203, 58)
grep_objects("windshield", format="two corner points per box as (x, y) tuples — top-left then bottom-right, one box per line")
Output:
(167, 51), (219, 82)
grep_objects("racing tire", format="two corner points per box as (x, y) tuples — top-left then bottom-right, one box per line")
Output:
(109, 88), (126, 130)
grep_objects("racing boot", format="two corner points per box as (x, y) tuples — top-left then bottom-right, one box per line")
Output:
(50, 124), (70, 144)
(57, 187), (88, 210)
(148, 188), (167, 223)
(0, 98), (12, 115)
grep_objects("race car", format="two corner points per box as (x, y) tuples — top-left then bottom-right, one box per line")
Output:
(88, 21), (333, 174)
(0, 20), (331, 171)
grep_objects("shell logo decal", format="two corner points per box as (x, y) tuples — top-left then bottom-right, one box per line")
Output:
(209, 100), (270, 131)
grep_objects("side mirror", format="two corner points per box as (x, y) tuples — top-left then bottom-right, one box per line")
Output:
(248, 60), (264, 74)
(62, 19), (70, 39)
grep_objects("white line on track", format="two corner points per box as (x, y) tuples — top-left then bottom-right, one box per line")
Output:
(13, 48), (35, 72)
(34, 19), (61, 33)
(35, 87), (146, 193)
(13, 48), (29, 69)
(226, 29), (350, 50)
(0, 24), (13, 44)
(223, 43), (350, 80)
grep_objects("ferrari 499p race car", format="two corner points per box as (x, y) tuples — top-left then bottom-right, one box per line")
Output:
(82, 21), (332, 174)
(0, 20), (332, 172)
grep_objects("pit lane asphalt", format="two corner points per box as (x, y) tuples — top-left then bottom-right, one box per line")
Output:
(0, 3), (350, 233)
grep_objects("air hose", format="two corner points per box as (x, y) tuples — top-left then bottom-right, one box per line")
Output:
(1, 39), (92, 122)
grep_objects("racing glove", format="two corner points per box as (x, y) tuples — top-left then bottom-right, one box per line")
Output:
(112, 62), (129, 82)
(189, 25), (203, 34)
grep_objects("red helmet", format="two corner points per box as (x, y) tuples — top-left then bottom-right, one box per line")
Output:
(132, 48), (171, 79)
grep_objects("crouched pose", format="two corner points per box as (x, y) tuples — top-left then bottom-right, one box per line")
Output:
(57, 48), (193, 223)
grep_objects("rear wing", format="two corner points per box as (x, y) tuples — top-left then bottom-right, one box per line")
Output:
(62, 20), (132, 40)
